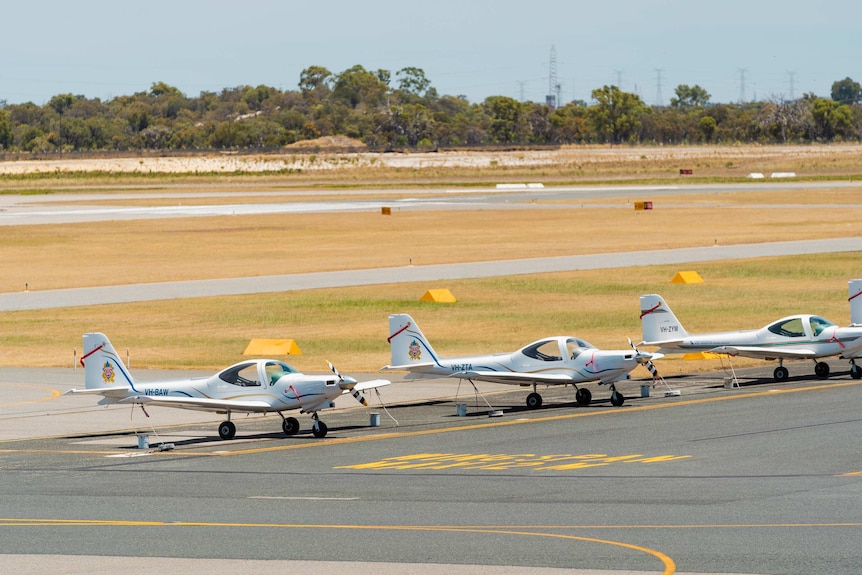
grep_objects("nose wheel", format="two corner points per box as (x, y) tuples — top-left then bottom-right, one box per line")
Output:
(311, 413), (328, 438)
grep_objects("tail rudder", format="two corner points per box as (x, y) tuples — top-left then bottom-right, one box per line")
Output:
(82, 333), (135, 389)
(639, 294), (688, 343)
(387, 314), (437, 367)
(850, 280), (862, 326)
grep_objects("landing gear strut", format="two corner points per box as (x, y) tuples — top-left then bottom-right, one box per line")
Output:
(851, 360), (862, 380)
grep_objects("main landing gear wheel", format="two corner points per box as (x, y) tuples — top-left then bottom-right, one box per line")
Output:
(312, 421), (328, 438)
(218, 421), (236, 440)
(282, 417), (300, 436)
(526, 392), (543, 409)
(851, 364), (862, 379)
(575, 388), (591, 406)
(773, 366), (789, 382)
(814, 361), (830, 378)
(610, 391), (625, 407)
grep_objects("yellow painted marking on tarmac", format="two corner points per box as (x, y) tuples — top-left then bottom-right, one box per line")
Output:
(0, 383), (61, 407)
(840, 470), (862, 476)
(335, 452), (691, 471)
(0, 518), (675, 574)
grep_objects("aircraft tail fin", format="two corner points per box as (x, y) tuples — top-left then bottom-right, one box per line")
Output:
(850, 280), (862, 326)
(385, 314), (439, 369)
(81, 333), (136, 390)
(639, 294), (688, 344)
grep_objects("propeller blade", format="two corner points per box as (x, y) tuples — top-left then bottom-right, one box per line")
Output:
(351, 389), (368, 406)
(327, 360), (343, 381)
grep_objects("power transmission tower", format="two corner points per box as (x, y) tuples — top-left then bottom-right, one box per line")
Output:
(654, 68), (664, 106)
(614, 69), (623, 89)
(737, 67), (748, 103)
(546, 45), (561, 108)
(787, 70), (796, 101)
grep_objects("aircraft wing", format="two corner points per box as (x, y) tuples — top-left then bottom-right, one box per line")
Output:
(117, 395), (272, 413)
(449, 370), (572, 386)
(65, 386), (135, 400)
(349, 379), (391, 392)
(709, 346), (818, 359)
(379, 362), (441, 379)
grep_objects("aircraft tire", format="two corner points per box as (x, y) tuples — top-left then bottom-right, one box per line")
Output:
(282, 417), (300, 436)
(575, 388), (591, 406)
(218, 421), (236, 440)
(610, 391), (625, 407)
(774, 366), (790, 382)
(814, 362), (830, 378)
(851, 364), (862, 379)
(526, 392), (543, 409)
(312, 421), (328, 438)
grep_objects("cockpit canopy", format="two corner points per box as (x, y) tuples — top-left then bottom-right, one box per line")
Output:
(521, 337), (596, 362)
(218, 360), (299, 387)
(767, 315), (835, 338)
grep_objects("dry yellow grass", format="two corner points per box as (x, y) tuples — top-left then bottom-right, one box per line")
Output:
(2, 189), (861, 293)
(1, 145), (861, 376)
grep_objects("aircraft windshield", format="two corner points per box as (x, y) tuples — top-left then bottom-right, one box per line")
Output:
(809, 316), (836, 336)
(565, 338), (596, 360)
(265, 361), (298, 385)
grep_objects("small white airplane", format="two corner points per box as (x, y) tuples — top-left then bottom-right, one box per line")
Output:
(639, 294), (862, 382)
(67, 333), (390, 439)
(381, 313), (660, 408)
(850, 279), (862, 326)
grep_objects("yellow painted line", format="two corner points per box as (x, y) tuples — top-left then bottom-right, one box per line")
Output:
(0, 518), (675, 575)
(0, 383), (62, 407)
(840, 470), (862, 476)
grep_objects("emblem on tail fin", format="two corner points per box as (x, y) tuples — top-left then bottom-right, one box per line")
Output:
(102, 361), (115, 384)
(408, 339), (422, 361)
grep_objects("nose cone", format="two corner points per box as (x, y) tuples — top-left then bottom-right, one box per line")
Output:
(338, 375), (358, 389)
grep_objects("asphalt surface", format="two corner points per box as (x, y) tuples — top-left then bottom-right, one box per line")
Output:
(2, 359), (862, 575)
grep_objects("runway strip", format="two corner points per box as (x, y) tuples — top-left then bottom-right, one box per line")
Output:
(2, 237), (861, 311)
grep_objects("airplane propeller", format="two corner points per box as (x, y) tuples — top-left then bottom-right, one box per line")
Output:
(628, 338), (663, 382)
(328, 360), (368, 406)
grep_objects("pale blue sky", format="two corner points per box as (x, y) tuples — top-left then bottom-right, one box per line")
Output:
(2, 1), (859, 106)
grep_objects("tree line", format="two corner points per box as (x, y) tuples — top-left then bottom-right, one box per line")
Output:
(0, 66), (861, 153)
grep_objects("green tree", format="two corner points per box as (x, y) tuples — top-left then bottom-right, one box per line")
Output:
(811, 97), (854, 140)
(396, 67), (431, 96)
(831, 77), (862, 105)
(0, 110), (12, 149)
(697, 116), (717, 142)
(332, 65), (389, 109)
(483, 96), (525, 143)
(670, 84), (711, 108)
(589, 85), (646, 144)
